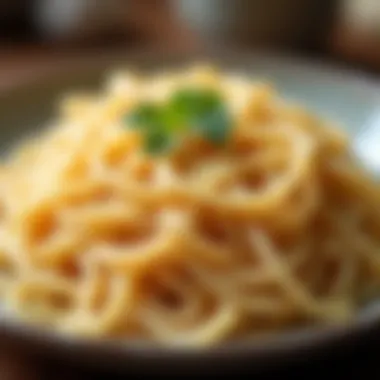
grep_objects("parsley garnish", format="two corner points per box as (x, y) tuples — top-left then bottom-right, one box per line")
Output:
(124, 87), (232, 155)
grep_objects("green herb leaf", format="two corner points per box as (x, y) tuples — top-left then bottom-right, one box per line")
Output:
(169, 88), (220, 116)
(123, 87), (232, 155)
(144, 128), (173, 155)
(169, 88), (232, 145)
(125, 103), (162, 130)
(195, 106), (231, 145)
(159, 104), (186, 133)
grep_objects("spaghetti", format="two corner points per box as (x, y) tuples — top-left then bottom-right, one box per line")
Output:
(1, 65), (380, 347)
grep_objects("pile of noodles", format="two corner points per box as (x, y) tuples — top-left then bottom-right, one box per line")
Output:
(0, 65), (380, 347)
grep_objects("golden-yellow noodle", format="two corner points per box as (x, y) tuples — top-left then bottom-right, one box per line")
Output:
(1, 65), (380, 347)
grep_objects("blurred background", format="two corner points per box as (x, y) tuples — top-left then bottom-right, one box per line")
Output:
(0, 0), (380, 90)
(1, 0), (380, 378)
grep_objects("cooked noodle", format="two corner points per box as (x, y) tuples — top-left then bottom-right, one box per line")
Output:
(1, 65), (380, 347)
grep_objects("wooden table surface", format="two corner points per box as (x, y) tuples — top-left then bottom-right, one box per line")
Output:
(0, 44), (380, 379)
(0, 45), (123, 90)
